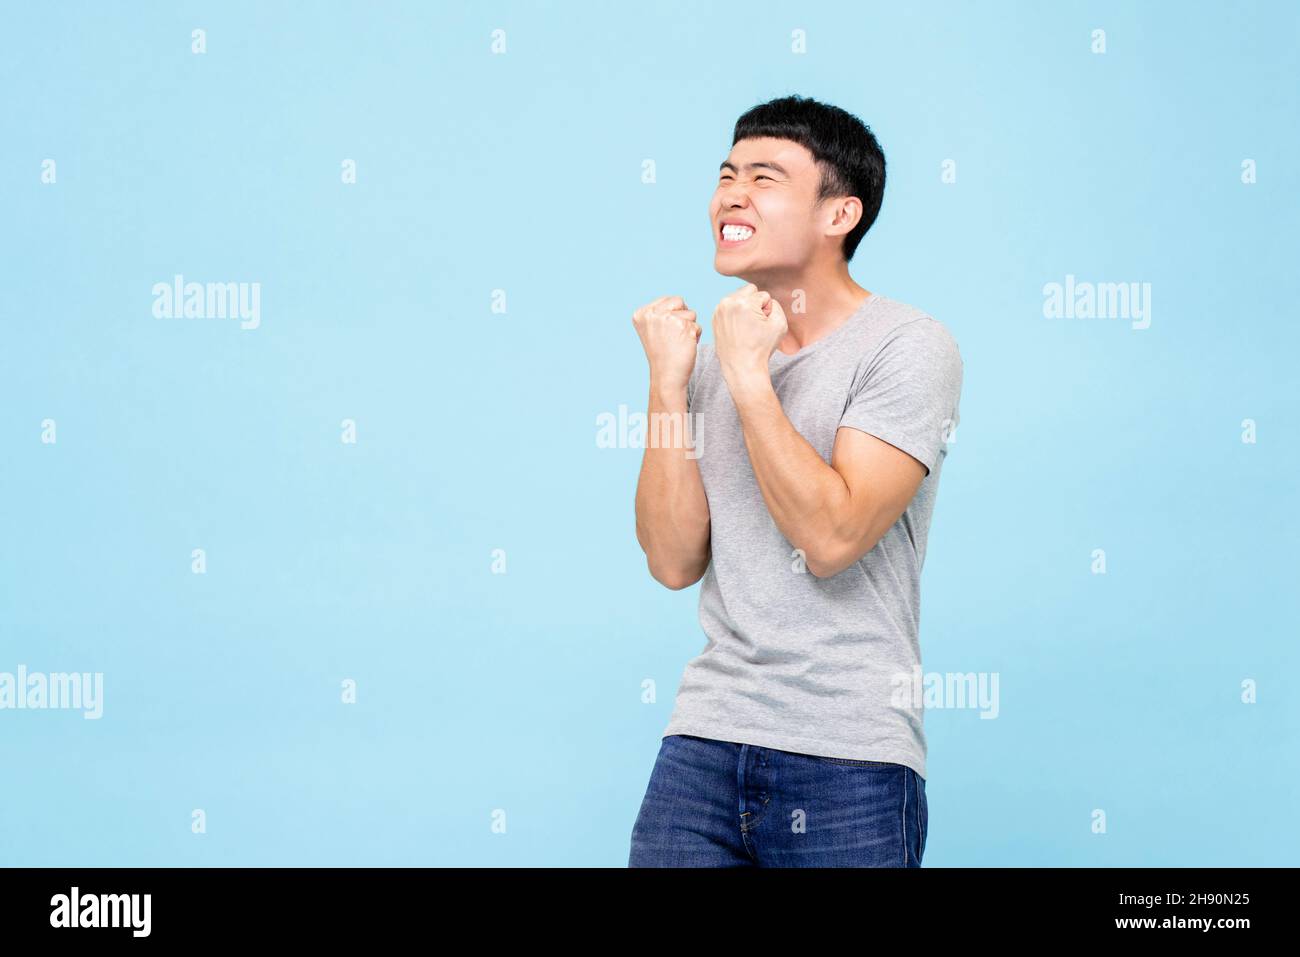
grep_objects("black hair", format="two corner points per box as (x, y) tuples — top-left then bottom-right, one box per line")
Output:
(732, 94), (886, 262)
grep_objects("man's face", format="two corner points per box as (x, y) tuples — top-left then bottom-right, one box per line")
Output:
(710, 136), (828, 279)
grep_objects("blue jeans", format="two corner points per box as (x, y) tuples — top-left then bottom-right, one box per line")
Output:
(629, 734), (927, 867)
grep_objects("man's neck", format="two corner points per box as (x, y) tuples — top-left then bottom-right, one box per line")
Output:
(747, 263), (872, 354)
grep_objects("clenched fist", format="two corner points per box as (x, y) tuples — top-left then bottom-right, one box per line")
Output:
(632, 295), (701, 391)
(712, 283), (788, 383)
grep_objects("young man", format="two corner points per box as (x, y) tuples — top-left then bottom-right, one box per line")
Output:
(628, 95), (963, 867)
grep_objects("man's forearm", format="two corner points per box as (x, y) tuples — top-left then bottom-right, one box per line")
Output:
(633, 380), (711, 589)
(726, 371), (852, 572)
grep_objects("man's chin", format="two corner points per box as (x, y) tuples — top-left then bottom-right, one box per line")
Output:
(713, 255), (754, 278)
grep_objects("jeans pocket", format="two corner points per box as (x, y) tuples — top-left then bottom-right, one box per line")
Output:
(810, 756), (898, 768)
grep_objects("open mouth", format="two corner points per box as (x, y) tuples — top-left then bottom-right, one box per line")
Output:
(719, 223), (755, 246)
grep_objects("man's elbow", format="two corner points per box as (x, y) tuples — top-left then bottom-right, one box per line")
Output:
(647, 558), (705, 590)
(659, 572), (702, 591)
(804, 535), (875, 579)
(803, 551), (841, 579)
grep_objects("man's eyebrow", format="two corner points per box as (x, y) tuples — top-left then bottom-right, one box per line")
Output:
(718, 160), (789, 176)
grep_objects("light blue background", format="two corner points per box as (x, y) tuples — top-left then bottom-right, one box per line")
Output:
(1, 0), (1296, 866)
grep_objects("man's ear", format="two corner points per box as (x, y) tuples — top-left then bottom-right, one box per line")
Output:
(823, 195), (860, 237)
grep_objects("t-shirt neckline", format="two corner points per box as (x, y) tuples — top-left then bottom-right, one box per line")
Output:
(770, 292), (883, 365)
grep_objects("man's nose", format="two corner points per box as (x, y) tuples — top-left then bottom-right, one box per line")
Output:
(720, 187), (750, 207)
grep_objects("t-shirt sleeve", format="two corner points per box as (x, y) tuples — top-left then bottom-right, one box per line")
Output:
(837, 318), (963, 476)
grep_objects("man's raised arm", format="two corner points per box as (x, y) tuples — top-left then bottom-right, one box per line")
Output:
(631, 296), (711, 590)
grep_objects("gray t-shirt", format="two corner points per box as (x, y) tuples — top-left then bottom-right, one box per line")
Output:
(662, 292), (963, 780)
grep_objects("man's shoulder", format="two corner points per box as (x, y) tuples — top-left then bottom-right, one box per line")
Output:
(870, 295), (961, 363)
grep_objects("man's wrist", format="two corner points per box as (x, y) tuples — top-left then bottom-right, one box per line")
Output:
(648, 377), (689, 407)
(722, 364), (774, 406)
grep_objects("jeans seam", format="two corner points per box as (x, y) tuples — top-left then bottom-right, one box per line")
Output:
(811, 757), (896, 767)
(915, 771), (927, 864)
(901, 769), (909, 866)
(738, 793), (771, 832)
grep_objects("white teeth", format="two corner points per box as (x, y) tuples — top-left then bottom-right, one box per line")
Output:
(722, 225), (754, 241)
